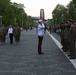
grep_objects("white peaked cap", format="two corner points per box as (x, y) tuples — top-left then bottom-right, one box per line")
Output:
(38, 19), (42, 22)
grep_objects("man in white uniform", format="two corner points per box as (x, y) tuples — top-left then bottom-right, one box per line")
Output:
(37, 20), (45, 54)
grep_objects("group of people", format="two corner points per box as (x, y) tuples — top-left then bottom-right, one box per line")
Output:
(1, 19), (75, 58)
(0, 20), (46, 55)
(60, 19), (76, 59)
(0, 23), (21, 45)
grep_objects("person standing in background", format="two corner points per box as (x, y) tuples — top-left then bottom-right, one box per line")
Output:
(8, 25), (13, 44)
(17, 24), (21, 42)
(13, 23), (21, 44)
(0, 24), (4, 45)
(37, 20), (45, 54)
(3, 24), (7, 44)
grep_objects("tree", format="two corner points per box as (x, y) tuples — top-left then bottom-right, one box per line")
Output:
(0, 0), (34, 27)
(67, 1), (76, 21)
(0, 0), (10, 25)
(52, 4), (68, 25)
(73, 0), (76, 7)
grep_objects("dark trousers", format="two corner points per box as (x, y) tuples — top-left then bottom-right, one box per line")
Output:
(38, 36), (43, 53)
(70, 42), (75, 58)
(14, 35), (19, 42)
(3, 35), (6, 43)
(0, 35), (4, 43)
(9, 33), (13, 44)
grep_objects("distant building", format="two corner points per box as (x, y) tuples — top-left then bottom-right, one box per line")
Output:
(40, 9), (45, 20)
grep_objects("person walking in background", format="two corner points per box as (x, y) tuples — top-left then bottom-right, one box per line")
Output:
(0, 24), (4, 45)
(8, 25), (13, 44)
(37, 20), (45, 54)
(3, 24), (7, 44)
(17, 24), (21, 42)
(13, 23), (21, 44)
(44, 23), (47, 33)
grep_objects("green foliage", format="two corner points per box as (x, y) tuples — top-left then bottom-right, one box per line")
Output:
(68, 1), (76, 21)
(0, 0), (34, 28)
(73, 0), (76, 3)
(52, 0), (76, 25)
(52, 4), (67, 25)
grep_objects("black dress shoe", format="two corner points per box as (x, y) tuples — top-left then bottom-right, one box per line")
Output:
(38, 52), (44, 54)
(69, 56), (75, 59)
(67, 54), (71, 57)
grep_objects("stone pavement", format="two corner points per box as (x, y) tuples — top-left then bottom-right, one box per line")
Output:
(0, 29), (76, 75)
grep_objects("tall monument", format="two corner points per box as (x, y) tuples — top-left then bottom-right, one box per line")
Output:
(40, 9), (45, 20)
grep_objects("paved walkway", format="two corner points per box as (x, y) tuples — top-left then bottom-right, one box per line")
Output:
(0, 29), (76, 75)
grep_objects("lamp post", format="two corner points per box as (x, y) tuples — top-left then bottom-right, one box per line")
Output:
(22, 20), (23, 29)
(62, 14), (64, 23)
(56, 18), (57, 25)
(15, 18), (16, 24)
(0, 15), (2, 24)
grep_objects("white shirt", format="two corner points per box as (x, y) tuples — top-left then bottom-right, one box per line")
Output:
(8, 27), (13, 34)
(37, 23), (45, 36)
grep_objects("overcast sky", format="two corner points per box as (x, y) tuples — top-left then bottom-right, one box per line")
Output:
(11, 0), (72, 19)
